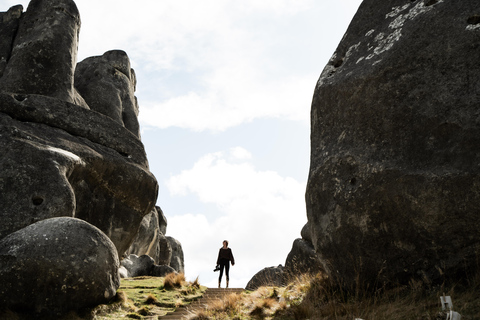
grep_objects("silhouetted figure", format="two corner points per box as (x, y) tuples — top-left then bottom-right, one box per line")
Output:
(216, 240), (235, 288)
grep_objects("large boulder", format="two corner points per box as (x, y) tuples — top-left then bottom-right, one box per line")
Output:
(167, 236), (185, 273)
(121, 254), (155, 278)
(245, 265), (285, 291)
(75, 50), (141, 137)
(0, 217), (120, 316)
(0, 93), (158, 255)
(298, 0), (480, 289)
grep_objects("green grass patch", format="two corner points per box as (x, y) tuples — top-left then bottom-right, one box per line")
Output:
(92, 274), (206, 319)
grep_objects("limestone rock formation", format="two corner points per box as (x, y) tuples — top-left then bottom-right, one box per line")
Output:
(289, 0), (480, 289)
(0, 217), (120, 316)
(120, 254), (176, 278)
(0, 0), (158, 257)
(75, 50), (141, 137)
(245, 265), (285, 291)
(127, 207), (162, 263)
(284, 238), (323, 276)
(0, 0), (174, 314)
(126, 205), (184, 274)
(0, 0), (87, 107)
(0, 5), (22, 77)
(168, 236), (185, 274)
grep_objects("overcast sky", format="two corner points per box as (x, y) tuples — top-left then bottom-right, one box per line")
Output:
(2, 0), (363, 288)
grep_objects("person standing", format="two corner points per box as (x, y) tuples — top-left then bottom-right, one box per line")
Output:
(216, 240), (235, 288)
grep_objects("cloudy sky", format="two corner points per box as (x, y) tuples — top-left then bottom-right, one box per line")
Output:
(2, 0), (363, 288)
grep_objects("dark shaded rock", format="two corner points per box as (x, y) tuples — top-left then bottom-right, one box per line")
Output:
(151, 265), (176, 277)
(121, 254), (155, 278)
(0, 93), (158, 255)
(0, 5), (22, 77)
(127, 207), (161, 263)
(167, 236), (185, 273)
(0, 217), (119, 316)
(158, 234), (172, 266)
(304, 0), (480, 289)
(75, 50), (140, 137)
(0, 0), (87, 107)
(245, 265), (285, 291)
(158, 206), (168, 235)
(284, 238), (323, 278)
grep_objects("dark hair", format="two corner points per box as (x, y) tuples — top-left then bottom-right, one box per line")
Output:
(223, 240), (229, 246)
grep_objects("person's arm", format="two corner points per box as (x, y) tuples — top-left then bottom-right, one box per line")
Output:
(230, 248), (235, 266)
(216, 249), (221, 265)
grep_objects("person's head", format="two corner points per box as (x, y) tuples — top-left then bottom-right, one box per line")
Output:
(223, 240), (229, 247)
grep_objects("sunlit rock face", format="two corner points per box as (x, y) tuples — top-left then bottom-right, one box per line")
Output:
(294, 0), (480, 289)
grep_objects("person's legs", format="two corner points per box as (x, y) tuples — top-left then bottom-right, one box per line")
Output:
(218, 263), (225, 288)
(225, 263), (230, 288)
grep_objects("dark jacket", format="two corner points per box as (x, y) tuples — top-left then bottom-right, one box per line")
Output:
(217, 247), (235, 265)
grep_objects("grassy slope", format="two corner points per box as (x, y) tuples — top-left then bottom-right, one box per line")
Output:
(188, 273), (480, 320)
(92, 275), (207, 319)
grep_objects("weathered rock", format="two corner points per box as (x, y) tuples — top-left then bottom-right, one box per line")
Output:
(167, 236), (185, 274)
(158, 234), (173, 266)
(158, 206), (168, 235)
(245, 265), (285, 291)
(121, 254), (155, 278)
(284, 238), (323, 278)
(303, 0), (480, 289)
(0, 5), (22, 77)
(151, 265), (176, 277)
(75, 50), (140, 137)
(0, 0), (87, 107)
(119, 266), (129, 279)
(0, 93), (158, 255)
(0, 217), (119, 316)
(127, 207), (161, 263)
(120, 254), (176, 278)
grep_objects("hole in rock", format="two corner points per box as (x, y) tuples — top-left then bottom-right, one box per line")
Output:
(333, 59), (344, 68)
(350, 178), (357, 185)
(14, 94), (26, 102)
(32, 196), (44, 206)
(424, 0), (438, 6)
(119, 151), (130, 158)
(467, 15), (480, 25)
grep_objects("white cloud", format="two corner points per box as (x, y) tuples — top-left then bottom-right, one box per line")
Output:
(165, 148), (306, 287)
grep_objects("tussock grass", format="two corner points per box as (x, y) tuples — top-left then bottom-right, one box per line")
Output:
(163, 272), (186, 290)
(190, 268), (480, 320)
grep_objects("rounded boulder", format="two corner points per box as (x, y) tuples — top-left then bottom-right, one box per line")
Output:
(0, 217), (120, 316)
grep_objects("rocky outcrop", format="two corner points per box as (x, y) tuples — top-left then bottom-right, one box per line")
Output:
(290, 0), (480, 289)
(75, 50), (141, 137)
(0, 217), (120, 316)
(0, 0), (173, 315)
(0, 5), (22, 77)
(168, 236), (185, 274)
(246, 265), (285, 291)
(121, 254), (176, 278)
(284, 238), (323, 277)
(127, 207), (162, 262)
(0, 0), (87, 107)
(126, 206), (185, 274)
(0, 0), (158, 257)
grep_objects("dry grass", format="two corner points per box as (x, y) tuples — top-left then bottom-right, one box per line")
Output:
(189, 270), (480, 320)
(163, 272), (186, 290)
